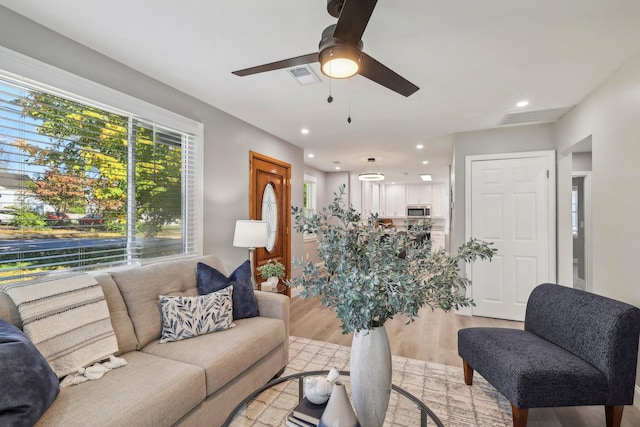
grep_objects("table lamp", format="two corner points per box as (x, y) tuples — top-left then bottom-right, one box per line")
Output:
(233, 219), (268, 288)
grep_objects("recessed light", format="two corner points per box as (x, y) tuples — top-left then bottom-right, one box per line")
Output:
(301, 128), (310, 134)
(416, 144), (424, 149)
(420, 174), (433, 182)
(516, 100), (529, 108)
(422, 160), (429, 165)
(335, 166), (341, 170)
(307, 153), (314, 158)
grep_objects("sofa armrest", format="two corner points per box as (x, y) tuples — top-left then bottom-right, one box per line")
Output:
(255, 291), (290, 361)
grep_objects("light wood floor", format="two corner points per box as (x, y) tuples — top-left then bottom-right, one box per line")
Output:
(290, 296), (640, 427)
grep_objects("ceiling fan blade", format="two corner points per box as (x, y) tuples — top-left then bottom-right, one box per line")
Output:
(333, 0), (378, 45)
(359, 53), (419, 97)
(232, 53), (318, 76)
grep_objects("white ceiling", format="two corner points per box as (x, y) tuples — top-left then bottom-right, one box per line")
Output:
(2, 0), (640, 184)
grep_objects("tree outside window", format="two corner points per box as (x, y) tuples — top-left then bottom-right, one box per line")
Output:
(0, 77), (196, 281)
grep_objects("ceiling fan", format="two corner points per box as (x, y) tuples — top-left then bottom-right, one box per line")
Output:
(232, 0), (419, 97)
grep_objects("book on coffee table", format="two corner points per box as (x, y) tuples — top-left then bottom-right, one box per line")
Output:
(285, 413), (316, 427)
(290, 397), (327, 425)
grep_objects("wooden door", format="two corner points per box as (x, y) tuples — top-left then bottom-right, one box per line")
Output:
(466, 151), (556, 321)
(249, 151), (291, 296)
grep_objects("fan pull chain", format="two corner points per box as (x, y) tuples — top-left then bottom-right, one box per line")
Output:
(327, 75), (333, 103)
(347, 78), (352, 123)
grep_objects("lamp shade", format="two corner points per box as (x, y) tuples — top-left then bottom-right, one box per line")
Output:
(233, 220), (268, 248)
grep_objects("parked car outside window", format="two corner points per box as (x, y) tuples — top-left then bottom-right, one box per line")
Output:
(46, 211), (71, 224)
(0, 208), (16, 225)
(78, 214), (103, 226)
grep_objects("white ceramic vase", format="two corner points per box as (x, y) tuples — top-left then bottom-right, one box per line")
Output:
(350, 325), (392, 427)
(318, 381), (360, 427)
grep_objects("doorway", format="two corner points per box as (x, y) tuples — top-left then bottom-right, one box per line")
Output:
(465, 151), (556, 321)
(249, 151), (291, 296)
(571, 158), (592, 292)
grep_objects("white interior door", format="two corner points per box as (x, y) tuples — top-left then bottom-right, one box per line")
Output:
(466, 151), (556, 321)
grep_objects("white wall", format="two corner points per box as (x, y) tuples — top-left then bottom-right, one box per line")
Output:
(0, 6), (304, 271)
(572, 152), (592, 172)
(325, 171), (351, 204)
(556, 49), (640, 308)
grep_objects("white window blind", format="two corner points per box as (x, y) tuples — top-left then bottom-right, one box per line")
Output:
(0, 75), (198, 281)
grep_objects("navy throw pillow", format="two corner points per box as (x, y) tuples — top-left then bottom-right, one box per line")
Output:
(197, 260), (259, 319)
(0, 319), (60, 426)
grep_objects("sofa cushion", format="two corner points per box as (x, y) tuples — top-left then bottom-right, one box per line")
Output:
(93, 273), (138, 354)
(458, 327), (609, 407)
(36, 351), (205, 427)
(0, 319), (59, 427)
(142, 316), (285, 396)
(197, 260), (259, 319)
(159, 287), (235, 343)
(112, 255), (228, 348)
(2, 273), (119, 379)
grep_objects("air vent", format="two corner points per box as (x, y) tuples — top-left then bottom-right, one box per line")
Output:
(287, 65), (321, 85)
(499, 106), (573, 126)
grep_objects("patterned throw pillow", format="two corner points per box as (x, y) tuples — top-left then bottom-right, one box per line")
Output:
(159, 287), (235, 343)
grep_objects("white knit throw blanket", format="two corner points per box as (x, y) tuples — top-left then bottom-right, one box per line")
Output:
(60, 355), (128, 387)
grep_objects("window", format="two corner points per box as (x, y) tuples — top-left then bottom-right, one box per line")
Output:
(0, 72), (200, 282)
(303, 174), (316, 238)
(303, 175), (317, 219)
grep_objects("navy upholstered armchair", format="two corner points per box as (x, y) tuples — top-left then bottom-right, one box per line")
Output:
(458, 283), (640, 427)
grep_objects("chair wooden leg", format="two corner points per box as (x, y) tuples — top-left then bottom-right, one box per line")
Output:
(462, 360), (474, 385)
(511, 405), (528, 427)
(605, 405), (623, 427)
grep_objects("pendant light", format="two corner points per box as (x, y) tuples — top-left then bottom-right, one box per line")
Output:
(358, 158), (384, 181)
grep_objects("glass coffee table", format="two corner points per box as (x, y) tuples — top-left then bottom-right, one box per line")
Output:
(223, 370), (444, 427)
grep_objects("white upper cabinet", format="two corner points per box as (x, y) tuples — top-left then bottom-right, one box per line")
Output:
(362, 182), (448, 219)
(406, 184), (433, 205)
(383, 184), (406, 217)
(361, 181), (381, 217)
(431, 183), (448, 218)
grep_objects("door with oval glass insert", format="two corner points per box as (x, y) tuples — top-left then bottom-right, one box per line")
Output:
(249, 151), (291, 296)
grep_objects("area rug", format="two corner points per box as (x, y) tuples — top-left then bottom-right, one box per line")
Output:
(229, 336), (512, 426)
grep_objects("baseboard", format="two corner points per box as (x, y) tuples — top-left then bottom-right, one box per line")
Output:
(634, 385), (640, 409)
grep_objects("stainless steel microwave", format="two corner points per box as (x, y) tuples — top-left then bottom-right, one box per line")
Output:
(407, 205), (431, 217)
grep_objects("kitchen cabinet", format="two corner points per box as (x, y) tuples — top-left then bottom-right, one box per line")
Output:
(431, 230), (445, 252)
(364, 182), (448, 219)
(431, 183), (447, 218)
(361, 181), (381, 217)
(383, 184), (406, 217)
(406, 184), (433, 205)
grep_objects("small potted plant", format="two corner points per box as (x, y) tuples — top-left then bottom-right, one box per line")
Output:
(257, 259), (286, 291)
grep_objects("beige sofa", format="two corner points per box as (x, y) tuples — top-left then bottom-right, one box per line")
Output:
(0, 255), (290, 427)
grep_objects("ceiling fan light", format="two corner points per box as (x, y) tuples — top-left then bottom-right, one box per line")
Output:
(319, 47), (361, 79)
